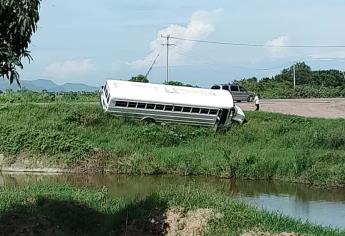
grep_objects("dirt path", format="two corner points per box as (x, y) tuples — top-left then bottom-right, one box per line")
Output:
(238, 98), (345, 119)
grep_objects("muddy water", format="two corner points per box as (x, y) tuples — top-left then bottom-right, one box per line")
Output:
(0, 173), (344, 229)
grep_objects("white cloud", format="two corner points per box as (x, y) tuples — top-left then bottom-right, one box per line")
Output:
(130, 9), (223, 68)
(43, 59), (96, 79)
(265, 35), (289, 58)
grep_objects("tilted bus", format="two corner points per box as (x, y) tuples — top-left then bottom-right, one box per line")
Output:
(100, 80), (245, 130)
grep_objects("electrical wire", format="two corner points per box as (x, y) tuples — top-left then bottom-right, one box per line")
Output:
(170, 36), (345, 48)
(172, 45), (291, 71)
(306, 57), (345, 61)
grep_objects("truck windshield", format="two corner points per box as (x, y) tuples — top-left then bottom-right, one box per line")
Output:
(230, 85), (239, 91)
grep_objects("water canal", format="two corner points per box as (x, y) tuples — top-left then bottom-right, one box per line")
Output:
(0, 173), (344, 230)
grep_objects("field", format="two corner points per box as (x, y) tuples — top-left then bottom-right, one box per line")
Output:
(1, 94), (345, 186)
(0, 184), (343, 236)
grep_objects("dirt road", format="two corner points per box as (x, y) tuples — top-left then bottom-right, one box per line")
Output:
(238, 98), (345, 119)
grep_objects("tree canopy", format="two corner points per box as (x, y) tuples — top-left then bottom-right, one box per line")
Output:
(238, 62), (345, 98)
(129, 74), (149, 83)
(241, 62), (345, 88)
(0, 0), (40, 84)
(164, 80), (194, 87)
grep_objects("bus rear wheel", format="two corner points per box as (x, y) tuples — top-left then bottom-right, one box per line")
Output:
(141, 117), (156, 124)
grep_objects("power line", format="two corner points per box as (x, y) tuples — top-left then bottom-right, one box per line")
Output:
(307, 57), (345, 61)
(170, 36), (345, 48)
(173, 45), (291, 71)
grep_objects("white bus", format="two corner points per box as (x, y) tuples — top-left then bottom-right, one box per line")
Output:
(100, 80), (245, 130)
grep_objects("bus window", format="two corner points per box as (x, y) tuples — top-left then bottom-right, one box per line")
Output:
(182, 107), (192, 112)
(137, 103), (146, 109)
(105, 85), (110, 104)
(115, 101), (128, 107)
(209, 109), (219, 115)
(128, 102), (137, 108)
(174, 106), (182, 112)
(156, 104), (164, 110)
(200, 108), (209, 114)
(147, 104), (155, 109)
(165, 105), (173, 111)
(191, 108), (200, 113)
(104, 87), (109, 98)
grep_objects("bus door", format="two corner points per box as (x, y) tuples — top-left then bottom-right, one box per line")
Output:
(219, 109), (229, 125)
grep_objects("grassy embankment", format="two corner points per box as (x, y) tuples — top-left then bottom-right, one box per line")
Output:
(0, 184), (343, 236)
(0, 100), (344, 186)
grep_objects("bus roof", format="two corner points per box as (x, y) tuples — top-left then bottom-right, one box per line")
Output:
(106, 80), (234, 109)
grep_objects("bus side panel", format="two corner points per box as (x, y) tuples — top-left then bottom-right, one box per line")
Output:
(106, 107), (218, 127)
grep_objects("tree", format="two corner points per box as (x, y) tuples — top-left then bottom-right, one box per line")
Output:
(275, 62), (312, 85)
(312, 70), (345, 87)
(164, 81), (194, 87)
(0, 0), (40, 84)
(129, 74), (149, 83)
(247, 77), (258, 83)
(294, 62), (312, 85)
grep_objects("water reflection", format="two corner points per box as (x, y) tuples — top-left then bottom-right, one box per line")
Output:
(227, 180), (345, 202)
(227, 180), (345, 229)
(0, 173), (344, 229)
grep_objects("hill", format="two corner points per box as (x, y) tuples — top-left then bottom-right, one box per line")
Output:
(0, 79), (98, 92)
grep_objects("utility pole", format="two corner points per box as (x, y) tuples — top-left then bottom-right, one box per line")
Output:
(161, 34), (175, 83)
(293, 64), (296, 90)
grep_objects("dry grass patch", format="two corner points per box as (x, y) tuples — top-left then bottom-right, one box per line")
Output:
(165, 208), (215, 236)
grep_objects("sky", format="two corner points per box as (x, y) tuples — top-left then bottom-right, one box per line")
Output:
(20, 0), (345, 87)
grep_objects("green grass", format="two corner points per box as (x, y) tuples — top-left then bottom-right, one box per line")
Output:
(0, 102), (345, 186)
(0, 184), (343, 236)
(0, 90), (98, 103)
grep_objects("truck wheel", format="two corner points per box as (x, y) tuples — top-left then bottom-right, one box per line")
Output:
(247, 96), (254, 102)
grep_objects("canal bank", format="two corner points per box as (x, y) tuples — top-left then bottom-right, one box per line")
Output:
(0, 174), (344, 236)
(1, 103), (345, 187)
(1, 102), (345, 235)
(1, 173), (345, 230)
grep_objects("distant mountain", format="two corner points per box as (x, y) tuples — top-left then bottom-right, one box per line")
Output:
(0, 79), (98, 92)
